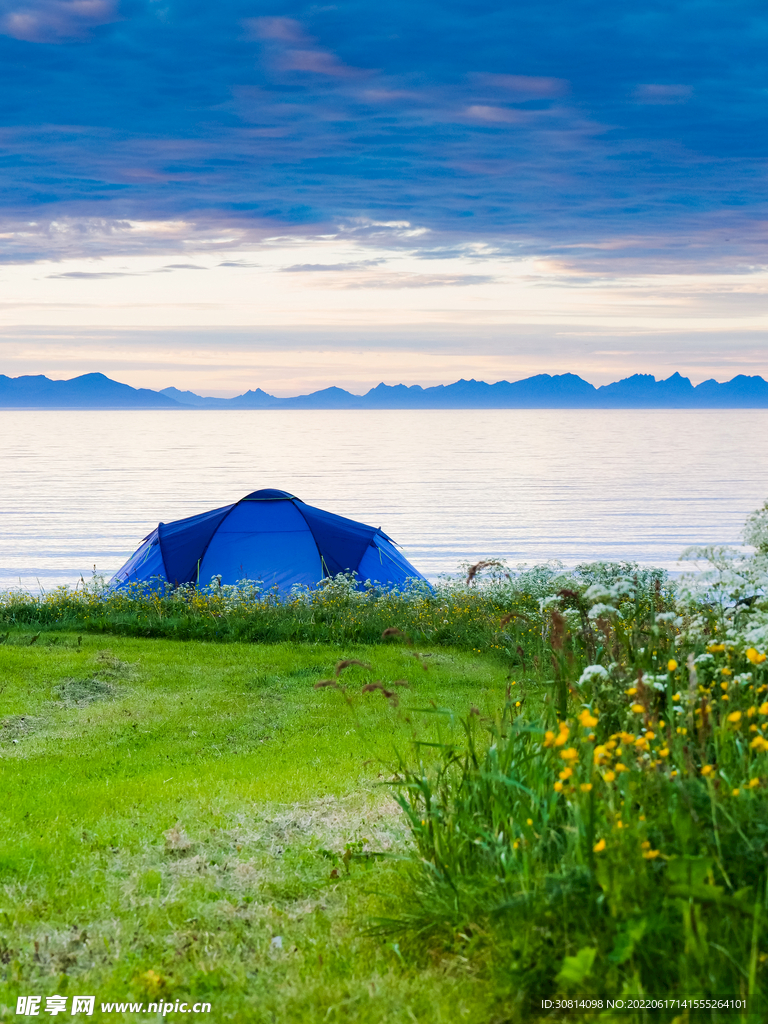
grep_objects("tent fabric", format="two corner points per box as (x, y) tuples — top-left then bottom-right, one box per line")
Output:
(109, 488), (426, 592)
(158, 503), (235, 585)
(111, 527), (165, 586)
(198, 499), (322, 592)
(292, 500), (379, 578)
(357, 534), (421, 589)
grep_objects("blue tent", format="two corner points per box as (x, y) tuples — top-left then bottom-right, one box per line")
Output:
(110, 488), (425, 593)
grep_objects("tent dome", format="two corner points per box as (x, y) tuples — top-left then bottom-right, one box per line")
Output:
(109, 490), (425, 593)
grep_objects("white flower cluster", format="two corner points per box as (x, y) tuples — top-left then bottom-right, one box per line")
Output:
(744, 501), (768, 554)
(640, 673), (669, 693)
(578, 664), (610, 686)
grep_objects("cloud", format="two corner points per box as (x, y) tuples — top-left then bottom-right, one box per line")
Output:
(463, 105), (527, 124)
(0, 0), (119, 43)
(246, 14), (369, 78)
(340, 273), (496, 289)
(633, 84), (693, 105)
(47, 269), (129, 278)
(282, 260), (385, 272)
(243, 17), (307, 44)
(47, 262), (207, 279)
(0, 0), (764, 276)
(471, 73), (569, 98)
(279, 47), (366, 77)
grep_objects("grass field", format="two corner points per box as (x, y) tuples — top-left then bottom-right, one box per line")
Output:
(0, 630), (519, 1023)
(3, 541), (768, 1023)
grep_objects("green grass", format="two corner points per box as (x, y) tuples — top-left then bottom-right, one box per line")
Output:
(0, 630), (521, 1023)
(3, 548), (768, 1023)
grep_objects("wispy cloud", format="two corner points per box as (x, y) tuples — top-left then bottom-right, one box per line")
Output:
(0, 0), (763, 279)
(633, 84), (693, 105)
(47, 262), (207, 279)
(462, 105), (528, 124)
(339, 273), (496, 289)
(470, 73), (569, 98)
(47, 269), (129, 278)
(0, 0), (119, 43)
(282, 260), (385, 272)
(245, 14), (370, 79)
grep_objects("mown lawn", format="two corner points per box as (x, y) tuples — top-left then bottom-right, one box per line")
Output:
(0, 631), (522, 1023)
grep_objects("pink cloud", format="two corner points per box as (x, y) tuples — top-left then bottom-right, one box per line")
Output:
(242, 16), (307, 43)
(473, 73), (569, 98)
(1, 0), (119, 43)
(245, 16), (369, 79)
(463, 105), (527, 124)
(633, 84), (692, 105)
(281, 47), (365, 78)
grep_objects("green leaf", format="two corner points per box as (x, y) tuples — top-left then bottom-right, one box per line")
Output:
(557, 946), (597, 987)
(666, 855), (713, 887)
(608, 919), (646, 965)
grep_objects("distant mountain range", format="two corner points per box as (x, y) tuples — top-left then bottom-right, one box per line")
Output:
(2, 371), (768, 409)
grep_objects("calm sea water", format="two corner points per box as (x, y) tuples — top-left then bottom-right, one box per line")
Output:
(1, 409), (766, 591)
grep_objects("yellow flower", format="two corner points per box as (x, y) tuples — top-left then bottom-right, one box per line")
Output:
(759, 703), (768, 715)
(554, 781), (564, 792)
(526, 817), (533, 825)
(625, 687), (638, 696)
(701, 765), (714, 776)
(543, 730), (555, 747)
(643, 849), (661, 859)
(732, 788), (740, 797)
(559, 767), (573, 780)
(619, 731), (635, 745)
(631, 703), (645, 714)
(748, 778), (760, 789)
(746, 648), (767, 665)
(672, 692), (681, 701)
(641, 840), (651, 849)
(727, 710), (742, 724)
(554, 728), (570, 747)
(708, 643), (726, 653)
(751, 735), (768, 752)
(615, 763), (628, 773)
(593, 839), (606, 853)
(667, 659), (678, 672)
(578, 709), (599, 728)
(580, 783), (593, 792)
(560, 747), (578, 762)
(721, 667), (732, 676)
(748, 706), (757, 717)
(593, 744), (608, 765)
(603, 770), (616, 783)
(658, 747), (669, 757)
(721, 681), (729, 691)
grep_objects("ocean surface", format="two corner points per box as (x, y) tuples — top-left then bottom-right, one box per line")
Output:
(1, 409), (766, 591)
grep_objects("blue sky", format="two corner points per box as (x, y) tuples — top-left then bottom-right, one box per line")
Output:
(1, 1), (767, 393)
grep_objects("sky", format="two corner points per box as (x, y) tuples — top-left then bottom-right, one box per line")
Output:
(0, 0), (767, 395)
